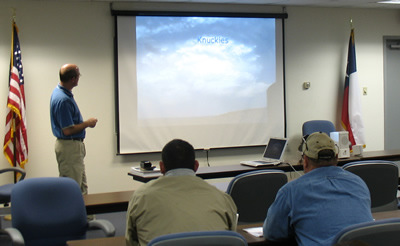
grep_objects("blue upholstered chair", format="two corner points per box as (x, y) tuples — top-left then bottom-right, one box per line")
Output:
(0, 167), (26, 207)
(342, 160), (399, 212)
(0, 177), (115, 246)
(331, 218), (400, 246)
(226, 170), (288, 224)
(147, 230), (248, 246)
(302, 120), (336, 136)
(0, 167), (26, 229)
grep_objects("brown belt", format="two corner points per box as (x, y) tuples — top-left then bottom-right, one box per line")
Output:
(57, 138), (84, 142)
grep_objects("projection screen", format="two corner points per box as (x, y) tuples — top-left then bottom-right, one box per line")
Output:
(114, 12), (287, 154)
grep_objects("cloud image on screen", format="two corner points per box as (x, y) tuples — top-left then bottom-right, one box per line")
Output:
(116, 14), (285, 153)
(136, 16), (276, 123)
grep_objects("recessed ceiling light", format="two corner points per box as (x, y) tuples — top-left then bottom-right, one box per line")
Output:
(378, 0), (400, 4)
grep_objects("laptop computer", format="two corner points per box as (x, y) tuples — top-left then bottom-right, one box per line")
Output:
(240, 138), (288, 167)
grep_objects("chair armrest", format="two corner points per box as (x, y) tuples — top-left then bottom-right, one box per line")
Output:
(0, 167), (26, 181)
(88, 219), (116, 237)
(0, 228), (25, 246)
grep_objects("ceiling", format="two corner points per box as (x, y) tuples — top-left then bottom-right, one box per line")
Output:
(89, 0), (400, 9)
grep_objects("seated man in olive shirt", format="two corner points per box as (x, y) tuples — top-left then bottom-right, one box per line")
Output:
(125, 139), (238, 246)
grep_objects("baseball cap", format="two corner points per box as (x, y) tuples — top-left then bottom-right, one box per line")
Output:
(302, 132), (338, 160)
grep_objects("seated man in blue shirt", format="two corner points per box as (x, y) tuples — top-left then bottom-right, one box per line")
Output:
(263, 132), (373, 246)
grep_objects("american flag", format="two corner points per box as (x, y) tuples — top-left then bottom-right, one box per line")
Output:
(3, 21), (28, 169)
(341, 28), (365, 147)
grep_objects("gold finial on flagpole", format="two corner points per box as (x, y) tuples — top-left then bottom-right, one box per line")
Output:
(350, 18), (354, 30)
(11, 8), (16, 22)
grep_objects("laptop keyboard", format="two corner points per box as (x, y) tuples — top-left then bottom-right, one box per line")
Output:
(254, 160), (280, 164)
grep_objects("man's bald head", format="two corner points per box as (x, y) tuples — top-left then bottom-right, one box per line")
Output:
(59, 64), (80, 83)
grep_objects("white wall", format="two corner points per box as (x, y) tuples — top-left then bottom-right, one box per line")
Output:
(0, 1), (397, 193)
(285, 7), (394, 157)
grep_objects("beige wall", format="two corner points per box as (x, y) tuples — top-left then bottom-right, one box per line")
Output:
(0, 1), (397, 193)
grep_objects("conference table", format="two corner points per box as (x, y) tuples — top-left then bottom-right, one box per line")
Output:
(84, 190), (133, 215)
(128, 149), (400, 183)
(85, 150), (400, 214)
(66, 209), (400, 246)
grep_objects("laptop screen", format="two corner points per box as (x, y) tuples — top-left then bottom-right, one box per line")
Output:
(262, 138), (288, 160)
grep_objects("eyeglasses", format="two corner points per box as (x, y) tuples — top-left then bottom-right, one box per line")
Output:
(300, 135), (309, 152)
(298, 154), (304, 165)
(299, 135), (308, 164)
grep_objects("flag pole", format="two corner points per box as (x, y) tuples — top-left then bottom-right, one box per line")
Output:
(3, 8), (18, 223)
(341, 18), (366, 148)
(10, 8), (17, 183)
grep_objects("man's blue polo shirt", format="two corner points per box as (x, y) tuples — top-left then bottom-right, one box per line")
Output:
(50, 85), (85, 139)
(263, 166), (373, 246)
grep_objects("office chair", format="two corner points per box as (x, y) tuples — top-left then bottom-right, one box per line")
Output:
(147, 230), (248, 246)
(302, 120), (336, 136)
(0, 177), (115, 246)
(0, 167), (26, 207)
(331, 218), (400, 246)
(226, 170), (288, 224)
(0, 167), (26, 229)
(342, 160), (399, 212)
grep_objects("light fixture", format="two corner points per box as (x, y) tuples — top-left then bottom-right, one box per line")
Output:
(378, 0), (400, 4)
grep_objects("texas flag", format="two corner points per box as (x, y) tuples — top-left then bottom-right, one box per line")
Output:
(341, 28), (365, 147)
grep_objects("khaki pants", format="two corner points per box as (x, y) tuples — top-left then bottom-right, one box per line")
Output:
(55, 139), (88, 195)
(55, 139), (94, 220)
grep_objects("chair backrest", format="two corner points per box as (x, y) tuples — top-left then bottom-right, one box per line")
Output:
(342, 160), (399, 212)
(11, 177), (88, 246)
(302, 120), (336, 136)
(226, 170), (288, 223)
(147, 230), (248, 246)
(331, 218), (400, 246)
(0, 167), (26, 204)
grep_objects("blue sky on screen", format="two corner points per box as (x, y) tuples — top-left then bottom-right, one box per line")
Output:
(136, 16), (276, 119)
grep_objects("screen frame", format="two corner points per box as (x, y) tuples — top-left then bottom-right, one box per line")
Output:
(112, 10), (288, 155)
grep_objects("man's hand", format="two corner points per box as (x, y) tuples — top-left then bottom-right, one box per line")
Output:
(62, 118), (98, 136)
(86, 118), (98, 128)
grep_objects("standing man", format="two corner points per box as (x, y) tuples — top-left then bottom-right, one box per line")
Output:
(50, 64), (98, 196)
(126, 139), (238, 246)
(263, 132), (373, 246)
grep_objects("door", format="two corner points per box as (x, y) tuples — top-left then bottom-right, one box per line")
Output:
(384, 37), (400, 150)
